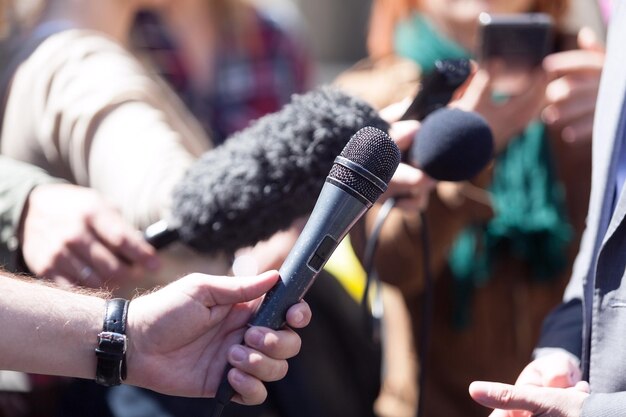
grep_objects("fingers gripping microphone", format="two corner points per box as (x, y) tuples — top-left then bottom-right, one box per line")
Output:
(209, 127), (401, 416)
(144, 86), (389, 254)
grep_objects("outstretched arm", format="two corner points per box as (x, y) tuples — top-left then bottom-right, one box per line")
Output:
(0, 270), (311, 405)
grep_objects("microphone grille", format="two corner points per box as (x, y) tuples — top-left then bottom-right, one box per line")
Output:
(329, 127), (400, 203)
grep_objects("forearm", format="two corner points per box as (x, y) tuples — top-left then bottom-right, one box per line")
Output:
(0, 272), (106, 379)
(5, 31), (208, 230)
(88, 102), (206, 229)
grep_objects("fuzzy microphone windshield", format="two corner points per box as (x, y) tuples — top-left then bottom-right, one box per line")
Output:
(145, 86), (389, 254)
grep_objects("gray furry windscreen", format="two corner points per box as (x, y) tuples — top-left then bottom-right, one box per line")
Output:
(171, 86), (389, 254)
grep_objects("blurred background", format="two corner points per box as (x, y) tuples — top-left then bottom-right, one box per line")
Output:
(261, 0), (604, 85)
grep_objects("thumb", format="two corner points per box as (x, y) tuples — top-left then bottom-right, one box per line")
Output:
(388, 119), (420, 151)
(192, 270), (280, 307)
(380, 97), (414, 123)
(469, 381), (542, 412)
(578, 27), (604, 53)
(451, 68), (492, 113)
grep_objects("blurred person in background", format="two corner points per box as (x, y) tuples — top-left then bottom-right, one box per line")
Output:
(0, 155), (159, 288)
(0, 0), (313, 307)
(335, 0), (604, 416)
(131, 0), (312, 144)
(469, 3), (626, 416)
(0, 0), (230, 290)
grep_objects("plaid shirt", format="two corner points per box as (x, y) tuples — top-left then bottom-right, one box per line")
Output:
(132, 10), (312, 145)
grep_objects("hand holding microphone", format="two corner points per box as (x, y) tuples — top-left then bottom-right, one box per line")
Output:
(378, 106), (494, 213)
(210, 126), (401, 416)
(377, 100), (434, 211)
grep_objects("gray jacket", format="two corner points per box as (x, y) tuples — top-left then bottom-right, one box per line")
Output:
(557, 1), (626, 414)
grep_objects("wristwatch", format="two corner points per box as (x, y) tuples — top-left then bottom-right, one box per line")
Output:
(95, 298), (129, 386)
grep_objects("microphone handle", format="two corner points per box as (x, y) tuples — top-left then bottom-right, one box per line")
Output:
(212, 377), (235, 417)
(143, 220), (180, 249)
(210, 181), (370, 417)
(210, 275), (314, 417)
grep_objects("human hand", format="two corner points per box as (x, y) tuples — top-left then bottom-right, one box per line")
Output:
(19, 184), (159, 287)
(125, 270), (311, 404)
(379, 101), (437, 211)
(469, 380), (589, 417)
(542, 27), (604, 145)
(383, 163), (436, 211)
(453, 67), (548, 152)
(483, 351), (583, 417)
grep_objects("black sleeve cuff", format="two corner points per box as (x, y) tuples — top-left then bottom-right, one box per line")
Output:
(535, 298), (583, 360)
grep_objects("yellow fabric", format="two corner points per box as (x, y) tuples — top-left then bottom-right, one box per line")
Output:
(324, 236), (367, 301)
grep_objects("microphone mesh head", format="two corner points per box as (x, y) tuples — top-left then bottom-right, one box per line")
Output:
(329, 127), (400, 203)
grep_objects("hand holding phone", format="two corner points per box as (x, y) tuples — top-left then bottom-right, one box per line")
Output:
(478, 12), (553, 95)
(478, 12), (554, 71)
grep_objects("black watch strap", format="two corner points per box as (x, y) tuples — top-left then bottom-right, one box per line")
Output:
(95, 298), (129, 386)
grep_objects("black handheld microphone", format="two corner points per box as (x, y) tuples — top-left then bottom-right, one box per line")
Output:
(209, 126), (401, 417)
(143, 86), (389, 255)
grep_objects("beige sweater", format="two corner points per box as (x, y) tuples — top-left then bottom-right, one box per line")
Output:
(1, 29), (230, 286)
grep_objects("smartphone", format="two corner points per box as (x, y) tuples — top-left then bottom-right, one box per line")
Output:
(478, 12), (554, 70)
(399, 58), (471, 121)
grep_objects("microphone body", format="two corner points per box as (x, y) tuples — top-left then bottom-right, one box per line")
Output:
(250, 181), (370, 328)
(210, 126), (401, 416)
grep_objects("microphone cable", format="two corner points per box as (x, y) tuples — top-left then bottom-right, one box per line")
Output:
(361, 197), (396, 346)
(360, 198), (434, 417)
